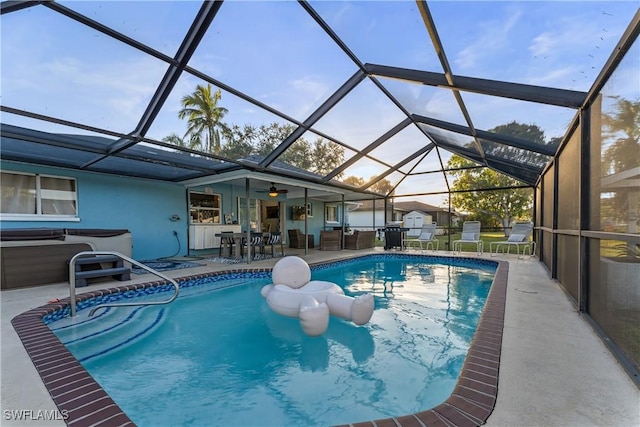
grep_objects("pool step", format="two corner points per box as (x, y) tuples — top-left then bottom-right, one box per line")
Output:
(51, 305), (165, 362)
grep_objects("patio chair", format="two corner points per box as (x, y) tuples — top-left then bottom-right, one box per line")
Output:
(320, 230), (341, 251)
(452, 221), (483, 255)
(218, 232), (237, 258)
(264, 231), (284, 257)
(287, 229), (314, 249)
(490, 221), (535, 258)
(404, 222), (439, 251)
(344, 230), (375, 250)
(242, 232), (265, 260)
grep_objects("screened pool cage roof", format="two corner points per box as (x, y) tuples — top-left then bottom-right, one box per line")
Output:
(1, 1), (637, 203)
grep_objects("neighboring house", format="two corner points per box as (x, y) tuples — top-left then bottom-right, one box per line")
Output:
(346, 200), (401, 231)
(393, 201), (461, 231)
(346, 200), (459, 234)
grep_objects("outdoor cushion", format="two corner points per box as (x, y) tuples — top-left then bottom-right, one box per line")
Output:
(508, 233), (526, 242)
(461, 232), (478, 241)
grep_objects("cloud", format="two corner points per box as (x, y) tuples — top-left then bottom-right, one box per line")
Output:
(454, 9), (523, 70)
(529, 32), (556, 57)
(287, 75), (332, 117)
(2, 50), (166, 133)
(527, 66), (577, 87)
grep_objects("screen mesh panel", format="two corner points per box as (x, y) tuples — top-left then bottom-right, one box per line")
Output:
(543, 165), (554, 229)
(557, 131), (580, 230)
(588, 238), (640, 372)
(557, 234), (579, 303)
(589, 39), (640, 236)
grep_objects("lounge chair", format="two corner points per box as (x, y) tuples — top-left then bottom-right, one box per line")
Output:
(404, 222), (439, 251)
(490, 221), (535, 258)
(452, 221), (483, 255)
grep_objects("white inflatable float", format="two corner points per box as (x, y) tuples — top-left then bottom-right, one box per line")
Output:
(261, 256), (375, 336)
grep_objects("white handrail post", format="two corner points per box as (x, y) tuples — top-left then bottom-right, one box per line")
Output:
(69, 251), (98, 317)
(68, 252), (85, 317)
(68, 250), (180, 318)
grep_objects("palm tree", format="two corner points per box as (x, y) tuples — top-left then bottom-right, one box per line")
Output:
(162, 132), (193, 149)
(178, 84), (228, 154)
(603, 97), (640, 174)
(601, 97), (640, 235)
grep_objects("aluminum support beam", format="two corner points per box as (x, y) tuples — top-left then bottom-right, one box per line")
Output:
(365, 63), (587, 108)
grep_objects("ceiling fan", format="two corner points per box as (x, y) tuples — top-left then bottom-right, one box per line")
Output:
(257, 182), (289, 197)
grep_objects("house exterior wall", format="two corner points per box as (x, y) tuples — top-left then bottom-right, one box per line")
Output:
(283, 199), (325, 243)
(1, 161), (190, 260)
(347, 210), (385, 231)
(2, 162), (334, 258)
(348, 208), (459, 235)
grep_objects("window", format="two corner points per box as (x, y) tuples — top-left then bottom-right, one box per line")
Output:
(325, 204), (338, 223)
(189, 192), (221, 224)
(1, 171), (77, 219)
(237, 197), (259, 230)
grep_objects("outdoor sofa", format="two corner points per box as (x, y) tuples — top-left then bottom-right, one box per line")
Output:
(344, 230), (375, 250)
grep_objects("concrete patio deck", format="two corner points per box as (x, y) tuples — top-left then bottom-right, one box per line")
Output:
(1, 248), (638, 426)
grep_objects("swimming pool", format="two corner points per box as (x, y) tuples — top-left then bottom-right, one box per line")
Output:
(13, 254), (508, 426)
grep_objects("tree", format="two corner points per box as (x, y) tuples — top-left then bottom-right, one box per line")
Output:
(254, 123), (296, 157)
(342, 176), (365, 190)
(309, 137), (344, 176)
(447, 122), (541, 233)
(221, 122), (345, 176)
(171, 85), (348, 179)
(602, 97), (639, 174)
(369, 178), (394, 196)
(178, 84), (228, 154)
(601, 96), (640, 234)
(482, 121), (551, 169)
(220, 124), (258, 160)
(342, 176), (394, 196)
(447, 156), (532, 231)
(162, 133), (190, 148)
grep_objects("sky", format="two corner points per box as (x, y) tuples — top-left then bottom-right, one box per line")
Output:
(1, 0), (638, 206)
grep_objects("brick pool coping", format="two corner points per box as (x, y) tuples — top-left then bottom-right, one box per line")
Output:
(11, 256), (508, 427)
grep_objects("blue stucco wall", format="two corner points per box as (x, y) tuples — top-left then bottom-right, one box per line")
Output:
(284, 199), (323, 242)
(2, 161), (347, 258)
(1, 161), (189, 260)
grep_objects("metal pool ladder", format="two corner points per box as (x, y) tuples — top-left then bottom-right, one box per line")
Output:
(68, 251), (180, 318)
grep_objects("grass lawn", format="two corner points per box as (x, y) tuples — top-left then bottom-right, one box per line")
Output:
(376, 231), (524, 253)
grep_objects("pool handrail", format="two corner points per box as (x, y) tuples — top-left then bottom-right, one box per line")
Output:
(68, 251), (180, 317)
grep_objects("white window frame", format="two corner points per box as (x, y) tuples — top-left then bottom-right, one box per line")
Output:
(189, 191), (222, 224)
(325, 204), (339, 224)
(1, 171), (79, 221)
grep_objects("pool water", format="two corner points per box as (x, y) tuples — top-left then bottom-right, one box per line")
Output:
(49, 256), (495, 426)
